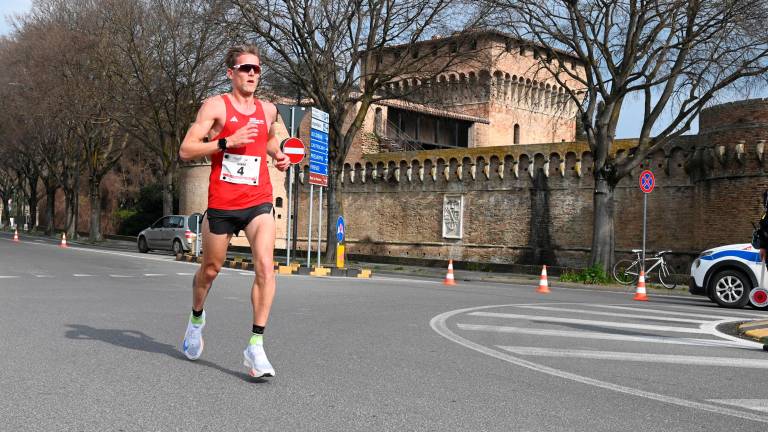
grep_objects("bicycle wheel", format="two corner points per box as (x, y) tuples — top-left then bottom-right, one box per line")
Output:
(613, 259), (639, 285)
(657, 263), (677, 289)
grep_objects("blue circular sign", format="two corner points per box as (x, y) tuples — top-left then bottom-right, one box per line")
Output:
(639, 170), (655, 194)
(336, 216), (345, 243)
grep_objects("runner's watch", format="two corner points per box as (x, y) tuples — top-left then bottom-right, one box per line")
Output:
(217, 138), (227, 151)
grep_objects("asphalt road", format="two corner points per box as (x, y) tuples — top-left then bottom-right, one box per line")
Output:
(2, 232), (768, 431)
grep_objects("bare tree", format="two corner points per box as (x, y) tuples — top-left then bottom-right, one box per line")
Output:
(230, 0), (480, 262)
(484, 0), (768, 269)
(104, 0), (233, 216)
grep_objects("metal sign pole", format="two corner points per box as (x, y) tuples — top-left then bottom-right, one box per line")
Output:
(285, 164), (294, 266)
(307, 184), (314, 267)
(642, 193), (647, 274)
(195, 215), (201, 258)
(317, 186), (323, 267)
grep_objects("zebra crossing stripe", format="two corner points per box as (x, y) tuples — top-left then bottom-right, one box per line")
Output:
(456, 324), (747, 348)
(516, 305), (710, 324)
(467, 312), (706, 333)
(496, 346), (768, 369)
(590, 304), (765, 320)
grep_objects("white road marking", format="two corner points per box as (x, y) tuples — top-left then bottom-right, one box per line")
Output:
(431, 304), (768, 424)
(516, 305), (711, 324)
(176, 272), (195, 276)
(143, 273), (165, 277)
(496, 346), (768, 368)
(34, 275), (54, 278)
(709, 400), (768, 413)
(590, 304), (766, 320)
(238, 272), (252, 276)
(456, 324), (750, 348)
(0, 275), (19, 279)
(468, 311), (706, 334)
(73, 274), (93, 277)
(647, 304), (768, 318)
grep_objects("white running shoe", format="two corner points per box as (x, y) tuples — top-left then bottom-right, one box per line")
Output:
(182, 311), (205, 360)
(243, 343), (275, 378)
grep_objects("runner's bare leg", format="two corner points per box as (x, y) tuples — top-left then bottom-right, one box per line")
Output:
(243, 213), (276, 326)
(193, 216), (232, 310)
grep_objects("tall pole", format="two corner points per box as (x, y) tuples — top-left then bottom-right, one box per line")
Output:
(642, 193), (647, 274)
(285, 107), (296, 266)
(285, 165), (294, 265)
(307, 184), (314, 267)
(317, 186), (323, 267)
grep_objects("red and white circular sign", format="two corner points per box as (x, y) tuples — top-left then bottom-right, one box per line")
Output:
(281, 137), (305, 165)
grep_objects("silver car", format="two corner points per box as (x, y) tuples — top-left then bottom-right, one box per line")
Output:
(137, 214), (202, 255)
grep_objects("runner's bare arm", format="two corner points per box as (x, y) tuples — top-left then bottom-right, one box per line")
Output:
(264, 102), (291, 172)
(179, 98), (222, 161)
(179, 97), (259, 160)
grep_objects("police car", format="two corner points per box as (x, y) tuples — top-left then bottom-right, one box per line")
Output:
(690, 243), (767, 308)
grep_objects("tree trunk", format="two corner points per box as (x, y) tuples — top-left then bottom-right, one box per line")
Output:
(1, 198), (10, 228)
(26, 175), (39, 231)
(89, 177), (102, 242)
(163, 167), (173, 216)
(590, 173), (616, 271)
(45, 183), (56, 235)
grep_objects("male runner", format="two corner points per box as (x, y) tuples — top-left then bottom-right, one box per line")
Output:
(178, 44), (290, 377)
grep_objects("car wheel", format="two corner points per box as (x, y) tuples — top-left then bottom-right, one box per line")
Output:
(138, 236), (149, 253)
(710, 270), (751, 308)
(172, 239), (183, 255)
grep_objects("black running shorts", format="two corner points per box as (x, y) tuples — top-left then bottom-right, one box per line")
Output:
(206, 202), (274, 236)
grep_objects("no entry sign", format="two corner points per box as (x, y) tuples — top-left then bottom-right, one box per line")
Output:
(281, 137), (305, 165)
(639, 170), (655, 194)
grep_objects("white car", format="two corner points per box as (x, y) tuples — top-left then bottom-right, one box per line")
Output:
(689, 243), (766, 308)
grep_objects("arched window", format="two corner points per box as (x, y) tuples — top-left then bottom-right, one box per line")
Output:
(275, 197), (284, 208)
(514, 124), (520, 144)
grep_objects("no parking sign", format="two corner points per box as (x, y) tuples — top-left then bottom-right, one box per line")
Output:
(639, 170), (655, 194)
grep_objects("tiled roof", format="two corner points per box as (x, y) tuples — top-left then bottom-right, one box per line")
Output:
(376, 99), (490, 124)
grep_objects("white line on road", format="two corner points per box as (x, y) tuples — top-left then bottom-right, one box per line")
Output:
(176, 272), (195, 276)
(0, 275), (19, 279)
(709, 400), (768, 413)
(515, 305), (711, 324)
(431, 304), (768, 424)
(72, 274), (93, 277)
(456, 324), (750, 348)
(590, 304), (766, 320)
(497, 345), (768, 368)
(467, 311), (706, 334)
(143, 274), (166, 277)
(34, 275), (54, 278)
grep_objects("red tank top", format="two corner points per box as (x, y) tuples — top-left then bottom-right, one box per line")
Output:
(207, 94), (272, 210)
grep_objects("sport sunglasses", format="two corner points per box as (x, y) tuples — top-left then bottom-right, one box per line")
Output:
(232, 63), (261, 74)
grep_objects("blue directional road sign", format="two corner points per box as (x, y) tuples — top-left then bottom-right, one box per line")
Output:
(309, 109), (329, 186)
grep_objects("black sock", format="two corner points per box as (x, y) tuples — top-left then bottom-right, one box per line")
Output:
(192, 309), (203, 318)
(252, 325), (265, 335)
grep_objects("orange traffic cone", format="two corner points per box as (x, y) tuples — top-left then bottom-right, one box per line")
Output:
(633, 271), (648, 301)
(13, 228), (19, 242)
(537, 265), (551, 294)
(443, 259), (456, 286)
(60, 232), (68, 248)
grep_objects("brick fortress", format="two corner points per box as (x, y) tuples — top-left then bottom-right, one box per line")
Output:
(180, 32), (768, 273)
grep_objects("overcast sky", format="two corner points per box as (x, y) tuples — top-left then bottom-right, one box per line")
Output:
(0, 0), (702, 139)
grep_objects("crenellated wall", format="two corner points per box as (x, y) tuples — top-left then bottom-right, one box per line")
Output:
(180, 99), (768, 273)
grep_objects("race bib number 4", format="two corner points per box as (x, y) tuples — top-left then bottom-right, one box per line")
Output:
(220, 153), (261, 185)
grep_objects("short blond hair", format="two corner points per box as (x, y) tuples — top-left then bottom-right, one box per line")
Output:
(225, 44), (260, 68)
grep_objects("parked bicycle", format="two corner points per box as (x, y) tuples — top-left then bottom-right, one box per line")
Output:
(612, 249), (677, 289)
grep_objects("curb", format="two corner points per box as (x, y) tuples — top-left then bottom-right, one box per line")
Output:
(176, 254), (373, 279)
(738, 320), (768, 344)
